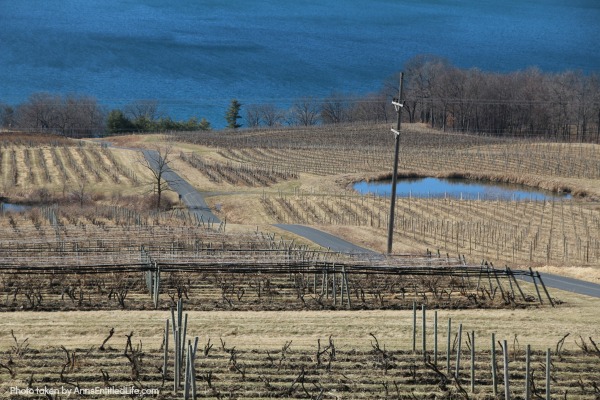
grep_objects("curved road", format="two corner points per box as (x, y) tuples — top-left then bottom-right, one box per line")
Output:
(141, 150), (600, 298)
(274, 224), (378, 255)
(275, 225), (600, 298)
(142, 149), (220, 224)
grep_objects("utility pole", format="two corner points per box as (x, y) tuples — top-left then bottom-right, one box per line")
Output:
(387, 72), (404, 255)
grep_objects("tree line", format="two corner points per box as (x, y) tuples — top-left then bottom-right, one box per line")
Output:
(242, 56), (600, 142)
(0, 95), (211, 137)
(1, 55), (598, 141)
(399, 55), (600, 142)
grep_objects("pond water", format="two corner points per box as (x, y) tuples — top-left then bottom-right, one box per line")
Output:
(353, 177), (571, 201)
(0, 202), (29, 212)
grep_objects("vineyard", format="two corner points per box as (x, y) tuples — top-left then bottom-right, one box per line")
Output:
(0, 205), (552, 313)
(1, 306), (600, 399)
(173, 124), (600, 195)
(0, 135), (145, 201)
(171, 124), (600, 278)
(0, 126), (599, 398)
(255, 192), (600, 269)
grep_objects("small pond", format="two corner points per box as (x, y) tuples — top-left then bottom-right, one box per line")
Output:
(353, 177), (571, 201)
(1, 202), (30, 212)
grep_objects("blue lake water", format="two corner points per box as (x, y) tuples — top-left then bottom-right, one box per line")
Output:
(1, 0), (598, 127)
(0, 202), (29, 212)
(353, 177), (571, 201)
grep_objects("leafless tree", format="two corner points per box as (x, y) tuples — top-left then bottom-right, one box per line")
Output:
(289, 97), (321, 126)
(138, 146), (176, 210)
(321, 93), (352, 124)
(259, 104), (284, 127)
(245, 104), (262, 127)
(72, 181), (88, 208)
(15, 93), (104, 136)
(124, 99), (162, 121)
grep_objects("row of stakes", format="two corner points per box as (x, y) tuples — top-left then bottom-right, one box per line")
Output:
(161, 299), (553, 400)
(163, 299), (198, 399)
(412, 302), (552, 399)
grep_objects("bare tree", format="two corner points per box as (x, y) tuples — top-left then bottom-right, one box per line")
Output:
(124, 99), (162, 121)
(138, 146), (176, 210)
(15, 93), (104, 136)
(289, 97), (321, 126)
(259, 104), (284, 127)
(245, 104), (262, 128)
(321, 93), (352, 124)
(72, 181), (88, 208)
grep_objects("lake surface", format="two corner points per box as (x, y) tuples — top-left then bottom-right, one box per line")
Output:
(353, 177), (571, 201)
(1, 0), (598, 127)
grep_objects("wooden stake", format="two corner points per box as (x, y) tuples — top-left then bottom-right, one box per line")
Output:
(447, 318), (452, 374)
(422, 304), (427, 360)
(470, 331), (475, 393)
(546, 348), (551, 400)
(163, 319), (169, 381)
(537, 272), (555, 307)
(455, 323), (463, 379)
(491, 333), (498, 396)
(529, 267), (544, 305)
(525, 344), (531, 400)
(412, 301), (417, 353)
(434, 310), (438, 366)
(503, 340), (511, 400)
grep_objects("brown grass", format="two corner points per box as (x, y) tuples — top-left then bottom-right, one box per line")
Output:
(1, 286), (598, 351)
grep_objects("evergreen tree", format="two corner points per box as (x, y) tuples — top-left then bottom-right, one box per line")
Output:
(225, 99), (242, 129)
(107, 109), (134, 134)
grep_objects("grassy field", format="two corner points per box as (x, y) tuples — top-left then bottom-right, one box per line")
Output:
(1, 126), (599, 398)
(0, 134), (152, 203)
(1, 289), (599, 398)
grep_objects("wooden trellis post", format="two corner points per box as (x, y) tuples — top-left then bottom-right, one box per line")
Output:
(171, 299), (187, 394)
(525, 344), (531, 400)
(447, 318), (452, 374)
(455, 323), (463, 379)
(502, 340), (511, 400)
(491, 333), (498, 396)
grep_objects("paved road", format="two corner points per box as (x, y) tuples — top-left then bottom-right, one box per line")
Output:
(520, 272), (600, 298)
(142, 149), (220, 224)
(276, 224), (600, 298)
(274, 224), (379, 255)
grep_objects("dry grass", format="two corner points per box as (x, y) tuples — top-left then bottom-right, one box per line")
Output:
(0, 145), (151, 202)
(1, 286), (598, 352)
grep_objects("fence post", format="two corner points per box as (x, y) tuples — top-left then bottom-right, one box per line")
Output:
(546, 348), (551, 400)
(412, 301), (417, 353)
(153, 261), (160, 309)
(470, 330), (475, 393)
(525, 344), (531, 400)
(434, 310), (438, 365)
(503, 339), (511, 400)
(491, 333), (498, 396)
(422, 304), (427, 361)
(537, 272), (555, 307)
(343, 266), (351, 308)
(455, 323), (463, 380)
(163, 319), (169, 382)
(507, 267), (527, 302)
(447, 318), (452, 374)
(529, 267), (544, 304)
